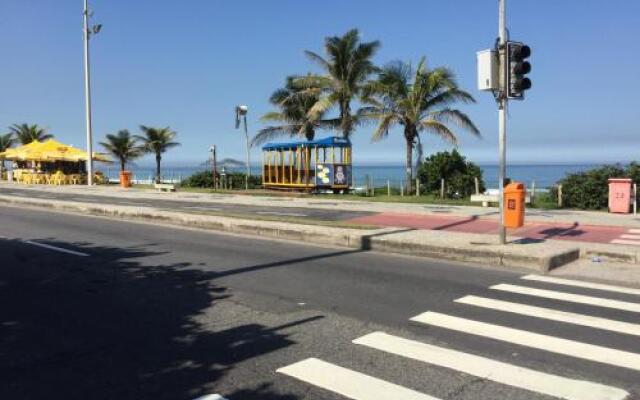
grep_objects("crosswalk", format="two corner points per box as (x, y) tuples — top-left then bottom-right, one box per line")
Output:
(277, 274), (640, 400)
(611, 228), (640, 246)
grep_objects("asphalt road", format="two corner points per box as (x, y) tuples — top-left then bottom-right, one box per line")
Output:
(1, 205), (639, 400)
(0, 186), (375, 221)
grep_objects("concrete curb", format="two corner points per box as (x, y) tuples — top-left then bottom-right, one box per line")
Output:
(0, 194), (580, 272)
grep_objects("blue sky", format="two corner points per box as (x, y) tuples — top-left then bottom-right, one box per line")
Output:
(1, 1), (639, 166)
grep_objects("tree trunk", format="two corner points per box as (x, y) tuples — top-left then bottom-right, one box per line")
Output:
(305, 125), (315, 142)
(341, 99), (352, 139)
(405, 138), (413, 194)
(120, 157), (126, 173)
(155, 154), (161, 184)
(404, 126), (416, 194)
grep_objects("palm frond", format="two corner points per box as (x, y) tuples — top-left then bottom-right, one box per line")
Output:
(371, 113), (397, 142)
(304, 51), (330, 71)
(260, 112), (288, 123)
(419, 120), (459, 145)
(251, 125), (302, 146)
(307, 94), (337, 120)
(430, 109), (481, 136)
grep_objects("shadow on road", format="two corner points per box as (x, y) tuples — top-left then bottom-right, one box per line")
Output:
(0, 238), (314, 400)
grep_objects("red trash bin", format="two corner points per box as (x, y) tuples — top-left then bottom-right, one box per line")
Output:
(608, 178), (633, 213)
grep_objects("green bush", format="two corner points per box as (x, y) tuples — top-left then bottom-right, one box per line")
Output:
(417, 149), (485, 198)
(181, 170), (262, 189)
(553, 164), (627, 210)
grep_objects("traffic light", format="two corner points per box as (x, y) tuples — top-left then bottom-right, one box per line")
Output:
(506, 41), (531, 99)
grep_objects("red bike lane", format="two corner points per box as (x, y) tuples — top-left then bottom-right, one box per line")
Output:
(348, 212), (633, 245)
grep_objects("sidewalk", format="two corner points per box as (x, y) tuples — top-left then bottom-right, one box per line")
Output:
(2, 181), (638, 227)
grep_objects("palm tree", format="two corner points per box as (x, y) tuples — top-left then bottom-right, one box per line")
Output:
(9, 123), (53, 144)
(0, 132), (16, 176)
(361, 58), (480, 191)
(99, 130), (144, 172)
(298, 29), (381, 139)
(252, 76), (336, 146)
(136, 126), (180, 183)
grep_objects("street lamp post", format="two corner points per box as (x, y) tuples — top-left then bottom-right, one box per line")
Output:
(83, 0), (101, 186)
(235, 105), (251, 190)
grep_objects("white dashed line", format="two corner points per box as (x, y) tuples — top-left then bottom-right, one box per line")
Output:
(23, 240), (89, 257)
(256, 211), (307, 217)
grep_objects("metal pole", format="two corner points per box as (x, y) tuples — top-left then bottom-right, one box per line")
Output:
(634, 183), (637, 215)
(498, 0), (507, 244)
(211, 145), (217, 190)
(83, 0), (93, 186)
(243, 115), (250, 190)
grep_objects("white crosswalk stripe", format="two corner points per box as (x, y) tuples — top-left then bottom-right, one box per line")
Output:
(522, 274), (640, 296)
(277, 358), (440, 400)
(277, 276), (638, 400)
(353, 332), (629, 400)
(491, 283), (640, 312)
(611, 228), (640, 246)
(455, 295), (640, 336)
(411, 311), (640, 371)
(611, 239), (640, 246)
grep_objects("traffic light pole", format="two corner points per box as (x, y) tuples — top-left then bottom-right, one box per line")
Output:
(498, 0), (507, 244)
(83, 0), (94, 186)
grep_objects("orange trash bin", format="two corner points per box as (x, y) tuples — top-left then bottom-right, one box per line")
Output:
(504, 182), (526, 228)
(608, 178), (633, 214)
(119, 171), (132, 188)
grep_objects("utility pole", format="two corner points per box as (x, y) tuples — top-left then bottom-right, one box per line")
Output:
(498, 0), (507, 244)
(83, 0), (93, 186)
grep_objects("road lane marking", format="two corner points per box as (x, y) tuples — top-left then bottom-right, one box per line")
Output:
(455, 295), (640, 336)
(354, 332), (629, 400)
(410, 311), (640, 371)
(184, 206), (223, 211)
(628, 229), (640, 234)
(521, 275), (640, 296)
(491, 284), (640, 312)
(193, 395), (228, 400)
(256, 211), (308, 217)
(23, 240), (89, 257)
(277, 358), (439, 400)
(611, 239), (640, 246)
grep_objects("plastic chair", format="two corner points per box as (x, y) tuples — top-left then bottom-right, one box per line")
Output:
(51, 173), (66, 186)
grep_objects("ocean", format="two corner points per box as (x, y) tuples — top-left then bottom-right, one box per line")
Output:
(98, 163), (602, 189)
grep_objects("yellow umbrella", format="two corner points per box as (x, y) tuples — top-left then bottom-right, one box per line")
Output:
(0, 139), (110, 162)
